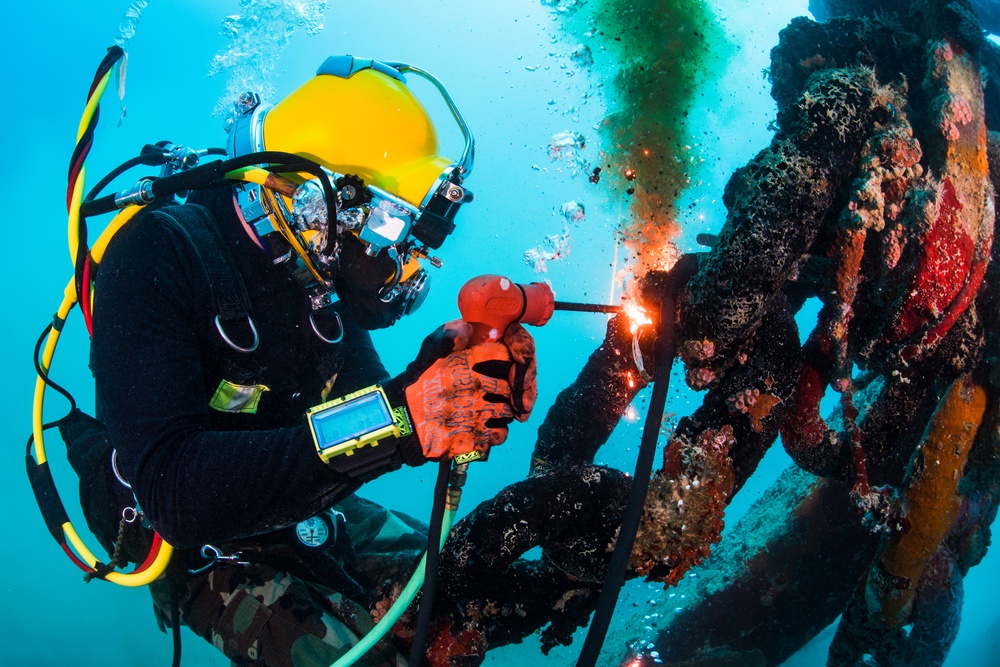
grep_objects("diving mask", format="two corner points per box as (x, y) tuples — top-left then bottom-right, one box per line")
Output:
(288, 168), (460, 318)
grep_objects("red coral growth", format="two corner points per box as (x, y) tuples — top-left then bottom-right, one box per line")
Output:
(423, 617), (487, 667)
(782, 361), (831, 456)
(889, 178), (974, 342)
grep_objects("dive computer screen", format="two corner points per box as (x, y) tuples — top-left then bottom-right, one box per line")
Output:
(312, 392), (393, 448)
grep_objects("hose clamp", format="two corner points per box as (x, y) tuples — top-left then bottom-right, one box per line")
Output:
(115, 179), (156, 209)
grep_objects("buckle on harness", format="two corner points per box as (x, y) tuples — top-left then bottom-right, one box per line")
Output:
(188, 544), (250, 574)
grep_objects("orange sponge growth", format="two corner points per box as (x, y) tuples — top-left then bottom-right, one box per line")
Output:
(866, 373), (986, 627)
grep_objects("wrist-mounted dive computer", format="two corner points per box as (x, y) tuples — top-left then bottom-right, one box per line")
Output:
(306, 384), (412, 462)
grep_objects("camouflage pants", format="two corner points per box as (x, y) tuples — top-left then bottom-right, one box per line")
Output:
(149, 495), (428, 667)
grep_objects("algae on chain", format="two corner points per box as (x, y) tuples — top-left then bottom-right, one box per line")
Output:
(550, 0), (733, 274)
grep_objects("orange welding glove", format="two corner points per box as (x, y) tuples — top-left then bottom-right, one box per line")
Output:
(405, 323), (537, 461)
(389, 319), (474, 389)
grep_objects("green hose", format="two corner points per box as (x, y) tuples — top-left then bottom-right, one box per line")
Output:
(329, 507), (457, 667)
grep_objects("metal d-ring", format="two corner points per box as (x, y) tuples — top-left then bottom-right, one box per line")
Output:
(214, 314), (260, 353)
(310, 310), (344, 344)
(111, 449), (132, 489)
(378, 249), (405, 303)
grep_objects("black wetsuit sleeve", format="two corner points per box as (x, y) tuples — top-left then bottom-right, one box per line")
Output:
(331, 314), (390, 394)
(91, 213), (397, 549)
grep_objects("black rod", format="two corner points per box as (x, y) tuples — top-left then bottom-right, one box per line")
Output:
(553, 301), (621, 314)
(575, 336), (673, 667)
(408, 459), (451, 666)
(575, 255), (697, 667)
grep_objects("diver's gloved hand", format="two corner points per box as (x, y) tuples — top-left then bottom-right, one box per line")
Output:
(382, 320), (471, 466)
(402, 323), (537, 462)
(387, 319), (474, 390)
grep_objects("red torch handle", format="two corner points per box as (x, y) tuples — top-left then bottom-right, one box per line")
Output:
(457, 275), (555, 344)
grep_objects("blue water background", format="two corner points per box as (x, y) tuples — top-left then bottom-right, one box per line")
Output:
(3, 1), (999, 665)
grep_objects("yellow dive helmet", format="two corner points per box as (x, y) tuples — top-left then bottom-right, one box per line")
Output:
(226, 55), (474, 320)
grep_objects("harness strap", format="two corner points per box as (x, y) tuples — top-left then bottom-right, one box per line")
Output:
(155, 205), (259, 353)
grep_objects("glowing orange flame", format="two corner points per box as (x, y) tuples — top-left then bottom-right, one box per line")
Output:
(624, 302), (653, 335)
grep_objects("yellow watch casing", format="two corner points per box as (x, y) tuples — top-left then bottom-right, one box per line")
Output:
(306, 385), (412, 462)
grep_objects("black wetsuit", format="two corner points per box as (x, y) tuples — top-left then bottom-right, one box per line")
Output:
(92, 186), (404, 549)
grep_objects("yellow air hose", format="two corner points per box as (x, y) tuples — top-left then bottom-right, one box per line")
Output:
(34, 205), (175, 586)
(68, 67), (114, 265)
(45, 47), (325, 588)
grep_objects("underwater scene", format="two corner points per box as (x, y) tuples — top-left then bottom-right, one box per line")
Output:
(8, 0), (1000, 665)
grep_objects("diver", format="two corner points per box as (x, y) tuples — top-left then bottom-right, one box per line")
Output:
(33, 48), (686, 667)
(86, 55), (536, 666)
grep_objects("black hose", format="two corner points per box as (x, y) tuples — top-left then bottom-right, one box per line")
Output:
(170, 579), (182, 667)
(575, 350), (673, 666)
(69, 110), (98, 298)
(89, 46), (124, 98)
(73, 235), (90, 316)
(408, 459), (451, 666)
(33, 323), (77, 415)
(71, 46), (123, 184)
(575, 255), (698, 667)
(68, 46), (126, 291)
(79, 150), (337, 219)
(86, 146), (229, 204)
(85, 155), (153, 203)
(150, 160), (230, 198)
(78, 158), (228, 217)
(68, 109), (99, 187)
